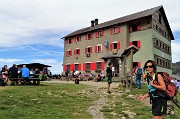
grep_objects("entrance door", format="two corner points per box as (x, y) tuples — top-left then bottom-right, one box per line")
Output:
(110, 59), (119, 77)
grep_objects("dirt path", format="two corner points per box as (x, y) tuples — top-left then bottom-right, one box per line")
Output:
(46, 80), (121, 119)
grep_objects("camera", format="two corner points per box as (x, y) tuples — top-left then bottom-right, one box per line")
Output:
(146, 73), (153, 84)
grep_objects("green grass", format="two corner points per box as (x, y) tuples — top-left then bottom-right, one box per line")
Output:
(0, 82), (179, 119)
(101, 84), (180, 119)
(0, 83), (98, 119)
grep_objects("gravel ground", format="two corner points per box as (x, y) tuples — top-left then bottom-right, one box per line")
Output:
(45, 80), (120, 119)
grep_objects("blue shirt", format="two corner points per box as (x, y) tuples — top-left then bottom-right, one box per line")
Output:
(148, 83), (158, 98)
(20, 68), (30, 78)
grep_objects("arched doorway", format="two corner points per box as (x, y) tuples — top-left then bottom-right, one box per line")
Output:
(110, 58), (119, 77)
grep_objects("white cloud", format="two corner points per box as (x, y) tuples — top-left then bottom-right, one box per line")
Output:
(31, 59), (62, 74)
(0, 58), (23, 63)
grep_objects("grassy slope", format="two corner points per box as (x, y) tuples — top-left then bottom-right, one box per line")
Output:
(0, 83), (97, 119)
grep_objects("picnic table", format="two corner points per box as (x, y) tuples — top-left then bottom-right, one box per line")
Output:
(8, 77), (40, 85)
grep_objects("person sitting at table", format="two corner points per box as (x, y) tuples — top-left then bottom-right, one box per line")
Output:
(9, 64), (18, 85)
(1, 65), (9, 85)
(20, 65), (30, 85)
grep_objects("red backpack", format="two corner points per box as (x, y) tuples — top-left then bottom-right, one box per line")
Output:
(154, 72), (177, 100)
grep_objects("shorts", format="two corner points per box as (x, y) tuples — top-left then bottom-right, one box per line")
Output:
(152, 97), (167, 116)
(107, 77), (112, 84)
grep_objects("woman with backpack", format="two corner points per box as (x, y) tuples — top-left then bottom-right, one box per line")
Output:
(138, 60), (167, 119)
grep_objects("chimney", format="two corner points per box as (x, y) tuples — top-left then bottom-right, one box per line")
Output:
(91, 20), (95, 27)
(95, 19), (98, 25)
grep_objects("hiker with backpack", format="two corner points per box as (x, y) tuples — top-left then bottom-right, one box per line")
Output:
(138, 60), (167, 119)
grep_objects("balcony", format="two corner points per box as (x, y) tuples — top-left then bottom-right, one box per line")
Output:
(112, 49), (118, 54)
(86, 52), (90, 57)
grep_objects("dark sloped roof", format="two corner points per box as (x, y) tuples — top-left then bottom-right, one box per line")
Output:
(17, 63), (52, 71)
(64, 5), (174, 40)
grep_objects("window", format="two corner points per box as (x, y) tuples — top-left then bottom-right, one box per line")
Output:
(75, 64), (79, 71)
(110, 42), (120, 50)
(129, 40), (141, 48)
(96, 62), (101, 70)
(159, 14), (162, 24)
(129, 24), (140, 32)
(85, 47), (92, 54)
(156, 25), (158, 31)
(66, 50), (72, 57)
(95, 44), (102, 53)
(86, 63), (90, 70)
(113, 43), (117, 49)
(86, 33), (93, 40)
(74, 49), (80, 55)
(74, 36), (81, 42)
(66, 65), (70, 70)
(110, 26), (120, 34)
(96, 30), (104, 38)
(68, 38), (72, 44)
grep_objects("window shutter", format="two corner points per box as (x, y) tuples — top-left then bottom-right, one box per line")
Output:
(101, 30), (104, 36)
(90, 47), (92, 53)
(65, 39), (68, 44)
(110, 28), (113, 34)
(78, 49), (80, 55)
(93, 62), (96, 70)
(118, 26), (120, 33)
(110, 43), (113, 51)
(74, 37), (76, 43)
(101, 62), (104, 70)
(100, 45), (102, 52)
(117, 42), (120, 49)
(129, 27), (132, 32)
(86, 34), (88, 40)
(91, 33), (93, 39)
(137, 40), (141, 48)
(63, 65), (67, 71)
(138, 62), (141, 67)
(95, 46), (97, 52)
(70, 64), (74, 71)
(74, 49), (76, 55)
(70, 50), (72, 56)
(90, 62), (96, 70)
(78, 64), (81, 71)
(66, 51), (68, 57)
(83, 63), (86, 70)
(129, 42), (132, 46)
(137, 26), (141, 31)
(90, 63), (93, 70)
(96, 32), (98, 38)
(85, 48), (87, 54)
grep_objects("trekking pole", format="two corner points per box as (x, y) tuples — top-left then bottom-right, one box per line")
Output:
(165, 92), (180, 109)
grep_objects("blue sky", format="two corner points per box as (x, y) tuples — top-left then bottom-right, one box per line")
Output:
(0, 0), (180, 74)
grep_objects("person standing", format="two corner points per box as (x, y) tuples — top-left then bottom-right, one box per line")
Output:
(138, 60), (167, 119)
(135, 66), (143, 89)
(106, 61), (113, 94)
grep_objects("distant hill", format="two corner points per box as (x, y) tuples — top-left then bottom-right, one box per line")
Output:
(172, 62), (180, 75)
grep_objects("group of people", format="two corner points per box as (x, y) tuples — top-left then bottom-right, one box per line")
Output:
(107, 60), (179, 119)
(65, 69), (105, 82)
(0, 64), (51, 85)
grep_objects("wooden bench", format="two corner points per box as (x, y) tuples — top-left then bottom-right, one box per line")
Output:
(9, 78), (40, 85)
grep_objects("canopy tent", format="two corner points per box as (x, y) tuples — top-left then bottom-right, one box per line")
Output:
(16, 63), (52, 71)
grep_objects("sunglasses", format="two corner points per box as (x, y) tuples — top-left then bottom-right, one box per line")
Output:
(145, 65), (153, 68)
